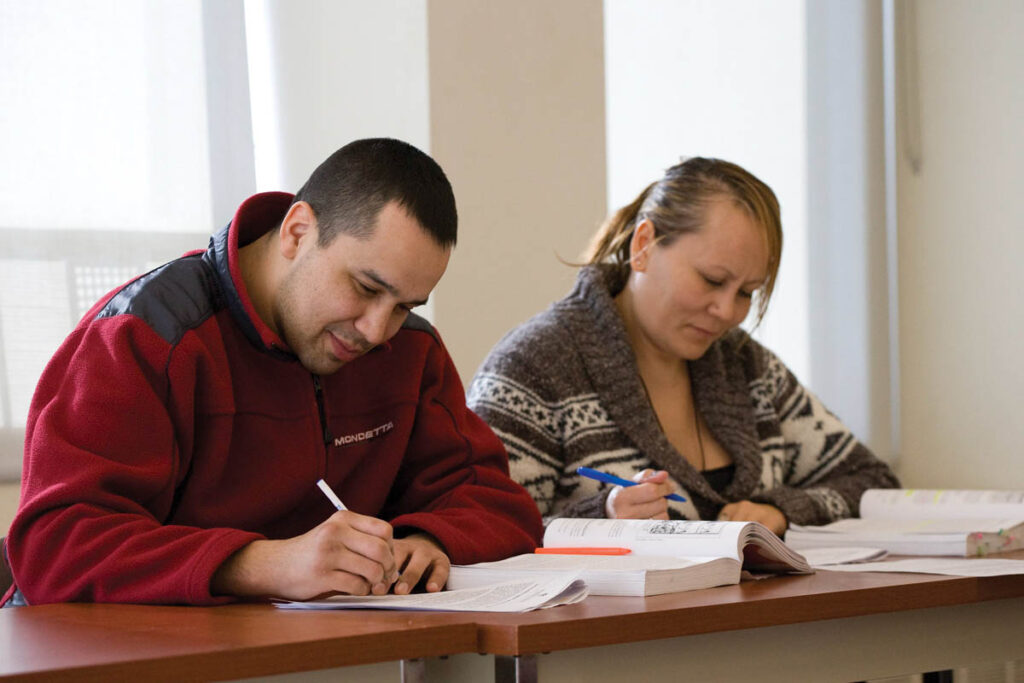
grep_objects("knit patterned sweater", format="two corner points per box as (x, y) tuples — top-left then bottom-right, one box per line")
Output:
(467, 265), (900, 526)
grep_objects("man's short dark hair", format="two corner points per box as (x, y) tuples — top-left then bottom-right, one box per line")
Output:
(293, 138), (457, 248)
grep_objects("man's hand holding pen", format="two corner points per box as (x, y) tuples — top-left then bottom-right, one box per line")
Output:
(211, 479), (454, 601)
(310, 479), (449, 596)
(210, 510), (400, 601)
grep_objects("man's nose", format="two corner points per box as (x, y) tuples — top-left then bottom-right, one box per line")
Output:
(355, 303), (391, 346)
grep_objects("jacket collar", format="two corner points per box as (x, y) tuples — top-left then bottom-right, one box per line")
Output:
(206, 192), (296, 360)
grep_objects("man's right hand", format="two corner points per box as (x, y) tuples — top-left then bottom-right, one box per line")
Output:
(211, 511), (398, 601)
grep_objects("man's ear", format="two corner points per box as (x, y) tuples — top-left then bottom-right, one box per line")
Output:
(629, 219), (656, 272)
(278, 201), (318, 260)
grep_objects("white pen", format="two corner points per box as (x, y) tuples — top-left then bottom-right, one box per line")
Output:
(316, 478), (348, 511)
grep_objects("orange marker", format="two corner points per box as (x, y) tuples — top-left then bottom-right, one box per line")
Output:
(535, 547), (632, 555)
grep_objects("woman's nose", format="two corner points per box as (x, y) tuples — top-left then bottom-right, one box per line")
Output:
(708, 291), (735, 321)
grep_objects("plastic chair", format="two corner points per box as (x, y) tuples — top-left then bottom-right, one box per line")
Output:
(0, 536), (13, 596)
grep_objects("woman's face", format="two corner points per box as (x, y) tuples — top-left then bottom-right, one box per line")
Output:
(624, 197), (769, 362)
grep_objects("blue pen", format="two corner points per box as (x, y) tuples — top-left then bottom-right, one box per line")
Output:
(576, 466), (687, 502)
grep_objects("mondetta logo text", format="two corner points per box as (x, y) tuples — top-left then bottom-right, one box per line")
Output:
(333, 421), (395, 447)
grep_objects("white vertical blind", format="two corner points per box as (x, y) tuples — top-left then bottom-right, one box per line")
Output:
(0, 1), (214, 231)
(805, 1), (893, 458)
(604, 0), (810, 383)
(243, 0), (432, 312)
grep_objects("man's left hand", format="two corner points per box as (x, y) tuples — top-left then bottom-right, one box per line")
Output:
(392, 532), (450, 594)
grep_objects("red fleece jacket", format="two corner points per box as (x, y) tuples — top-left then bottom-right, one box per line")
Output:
(5, 193), (542, 605)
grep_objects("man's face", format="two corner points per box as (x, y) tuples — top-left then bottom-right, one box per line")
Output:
(273, 201), (450, 375)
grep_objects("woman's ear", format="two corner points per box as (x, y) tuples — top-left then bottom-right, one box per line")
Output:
(629, 219), (656, 272)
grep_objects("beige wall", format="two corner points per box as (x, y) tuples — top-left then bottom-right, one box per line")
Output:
(246, 0), (430, 190)
(0, 483), (18, 535)
(896, 1), (1024, 488)
(427, 0), (608, 382)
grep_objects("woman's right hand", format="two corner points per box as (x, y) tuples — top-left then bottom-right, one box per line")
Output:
(606, 469), (675, 519)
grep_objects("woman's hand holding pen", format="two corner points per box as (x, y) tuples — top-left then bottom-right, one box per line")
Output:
(606, 469), (675, 520)
(211, 510), (399, 601)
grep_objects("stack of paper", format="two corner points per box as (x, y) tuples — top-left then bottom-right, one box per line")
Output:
(274, 574), (586, 613)
(786, 489), (1024, 557)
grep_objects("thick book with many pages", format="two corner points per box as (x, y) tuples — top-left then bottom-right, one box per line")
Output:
(785, 489), (1024, 556)
(448, 518), (812, 597)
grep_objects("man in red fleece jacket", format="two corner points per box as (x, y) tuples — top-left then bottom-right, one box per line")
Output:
(2, 138), (543, 606)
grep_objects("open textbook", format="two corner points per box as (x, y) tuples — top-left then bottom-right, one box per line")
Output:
(448, 553), (741, 597)
(275, 574), (586, 612)
(785, 489), (1024, 556)
(448, 518), (811, 597)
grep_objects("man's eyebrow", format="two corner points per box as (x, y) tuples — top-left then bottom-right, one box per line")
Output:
(362, 269), (429, 307)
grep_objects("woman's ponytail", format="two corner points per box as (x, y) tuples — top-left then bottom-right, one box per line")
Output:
(583, 182), (655, 271)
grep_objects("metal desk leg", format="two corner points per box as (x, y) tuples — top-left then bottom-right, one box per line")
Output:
(495, 654), (538, 683)
(400, 658), (426, 683)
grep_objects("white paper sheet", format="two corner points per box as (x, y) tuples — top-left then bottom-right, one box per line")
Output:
(799, 546), (888, 566)
(819, 558), (1024, 577)
(273, 574), (587, 612)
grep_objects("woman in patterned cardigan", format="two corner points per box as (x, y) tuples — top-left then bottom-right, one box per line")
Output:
(468, 157), (898, 535)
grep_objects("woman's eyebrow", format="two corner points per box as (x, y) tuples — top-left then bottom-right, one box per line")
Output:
(705, 265), (765, 288)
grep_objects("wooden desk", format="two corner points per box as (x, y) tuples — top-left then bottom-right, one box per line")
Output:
(3, 557), (1023, 683)
(437, 554), (1024, 682)
(0, 603), (477, 682)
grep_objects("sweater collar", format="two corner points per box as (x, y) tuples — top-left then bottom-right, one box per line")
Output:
(559, 265), (762, 501)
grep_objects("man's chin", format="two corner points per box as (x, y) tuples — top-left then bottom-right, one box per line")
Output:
(298, 353), (349, 376)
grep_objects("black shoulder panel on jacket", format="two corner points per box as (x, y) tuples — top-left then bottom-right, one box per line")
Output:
(401, 312), (439, 343)
(93, 255), (222, 346)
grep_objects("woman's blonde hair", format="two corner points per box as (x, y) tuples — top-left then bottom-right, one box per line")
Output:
(584, 157), (782, 326)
